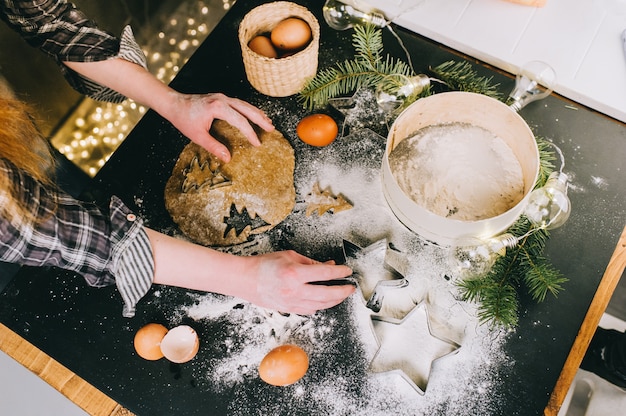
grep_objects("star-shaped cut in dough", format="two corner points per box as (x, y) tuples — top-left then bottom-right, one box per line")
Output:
(369, 303), (460, 394)
(304, 182), (353, 217)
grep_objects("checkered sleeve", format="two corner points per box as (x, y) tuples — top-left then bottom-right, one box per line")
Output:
(0, 0), (148, 103)
(0, 160), (154, 317)
(106, 195), (154, 318)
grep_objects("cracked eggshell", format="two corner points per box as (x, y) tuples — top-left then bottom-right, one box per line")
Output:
(160, 325), (200, 363)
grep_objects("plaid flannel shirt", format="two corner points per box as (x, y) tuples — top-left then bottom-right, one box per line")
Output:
(0, 0), (147, 102)
(0, 160), (154, 317)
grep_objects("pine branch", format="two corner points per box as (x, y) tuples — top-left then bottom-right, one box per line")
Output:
(522, 260), (568, 302)
(298, 25), (414, 110)
(458, 273), (520, 328)
(515, 226), (568, 302)
(430, 61), (503, 100)
(478, 281), (520, 328)
(457, 275), (494, 304)
(299, 28), (507, 111)
(299, 61), (383, 109)
(352, 24), (383, 68)
(457, 212), (568, 328)
(536, 137), (557, 187)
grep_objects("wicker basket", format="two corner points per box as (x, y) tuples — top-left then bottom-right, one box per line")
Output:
(238, 2), (320, 97)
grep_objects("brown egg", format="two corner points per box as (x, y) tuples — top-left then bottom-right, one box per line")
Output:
(134, 323), (168, 361)
(270, 18), (312, 51)
(296, 114), (339, 147)
(159, 325), (200, 364)
(248, 35), (278, 58)
(259, 344), (309, 386)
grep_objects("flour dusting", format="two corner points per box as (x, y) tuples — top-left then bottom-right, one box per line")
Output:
(389, 123), (525, 220)
(146, 97), (513, 415)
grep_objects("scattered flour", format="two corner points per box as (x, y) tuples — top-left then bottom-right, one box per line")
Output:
(146, 94), (513, 415)
(389, 123), (525, 220)
(591, 175), (609, 190)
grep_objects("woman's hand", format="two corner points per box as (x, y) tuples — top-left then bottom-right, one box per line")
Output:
(243, 250), (355, 315)
(163, 92), (275, 162)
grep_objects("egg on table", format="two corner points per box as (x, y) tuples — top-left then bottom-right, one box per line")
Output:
(270, 17), (312, 52)
(134, 323), (168, 361)
(258, 344), (309, 386)
(296, 113), (339, 147)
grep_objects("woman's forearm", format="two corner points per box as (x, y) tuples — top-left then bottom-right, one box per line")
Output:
(145, 228), (255, 297)
(63, 58), (274, 162)
(144, 228), (355, 315)
(64, 58), (176, 114)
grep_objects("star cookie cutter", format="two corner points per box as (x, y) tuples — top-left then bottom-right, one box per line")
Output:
(369, 303), (460, 395)
(328, 88), (390, 138)
(342, 238), (461, 394)
(343, 239), (417, 322)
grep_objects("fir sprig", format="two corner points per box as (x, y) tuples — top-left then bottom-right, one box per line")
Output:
(458, 214), (568, 328)
(536, 138), (558, 185)
(299, 27), (506, 110)
(298, 25), (414, 110)
(430, 61), (503, 100)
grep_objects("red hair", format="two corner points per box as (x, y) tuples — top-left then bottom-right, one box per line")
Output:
(0, 95), (56, 222)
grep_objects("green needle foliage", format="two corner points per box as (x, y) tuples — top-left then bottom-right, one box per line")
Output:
(299, 26), (504, 110)
(457, 140), (568, 328)
(430, 60), (503, 100)
(298, 24), (415, 110)
(458, 217), (568, 329)
(536, 138), (558, 185)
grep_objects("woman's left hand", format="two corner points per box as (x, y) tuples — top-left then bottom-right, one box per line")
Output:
(164, 92), (275, 162)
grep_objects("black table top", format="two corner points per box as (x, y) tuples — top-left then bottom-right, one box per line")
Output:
(1, 1), (625, 415)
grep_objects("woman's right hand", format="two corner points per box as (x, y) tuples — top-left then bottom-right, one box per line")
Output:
(240, 250), (355, 315)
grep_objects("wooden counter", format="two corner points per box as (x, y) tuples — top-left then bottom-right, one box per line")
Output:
(547, 225), (626, 414)
(0, 323), (132, 416)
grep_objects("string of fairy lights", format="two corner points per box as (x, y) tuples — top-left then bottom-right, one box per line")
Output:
(51, 0), (234, 177)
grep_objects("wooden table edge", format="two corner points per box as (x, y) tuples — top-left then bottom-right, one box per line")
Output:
(0, 322), (133, 416)
(545, 224), (626, 415)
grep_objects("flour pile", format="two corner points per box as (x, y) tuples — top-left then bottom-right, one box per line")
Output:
(389, 123), (525, 221)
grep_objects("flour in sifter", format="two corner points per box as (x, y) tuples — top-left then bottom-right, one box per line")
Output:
(389, 123), (525, 221)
